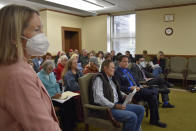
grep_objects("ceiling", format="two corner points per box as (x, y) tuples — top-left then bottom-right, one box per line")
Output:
(0, 0), (196, 16)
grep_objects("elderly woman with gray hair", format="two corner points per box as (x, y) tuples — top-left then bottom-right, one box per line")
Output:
(37, 60), (61, 99)
(38, 60), (77, 131)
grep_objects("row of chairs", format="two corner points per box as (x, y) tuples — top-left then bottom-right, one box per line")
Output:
(155, 56), (196, 88)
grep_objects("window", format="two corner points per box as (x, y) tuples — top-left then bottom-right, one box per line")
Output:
(111, 14), (136, 55)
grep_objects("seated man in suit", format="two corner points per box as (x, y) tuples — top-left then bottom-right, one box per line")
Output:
(90, 60), (145, 131)
(115, 55), (167, 128)
(131, 55), (174, 108)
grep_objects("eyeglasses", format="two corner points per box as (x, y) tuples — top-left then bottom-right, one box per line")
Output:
(121, 61), (128, 63)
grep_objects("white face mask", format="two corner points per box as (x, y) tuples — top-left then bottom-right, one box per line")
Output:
(140, 61), (146, 68)
(22, 33), (49, 56)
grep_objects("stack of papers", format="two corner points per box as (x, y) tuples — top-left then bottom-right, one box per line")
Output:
(52, 91), (79, 103)
(122, 88), (137, 107)
(149, 61), (160, 69)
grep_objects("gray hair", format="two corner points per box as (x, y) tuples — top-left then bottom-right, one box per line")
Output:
(42, 60), (55, 71)
(59, 55), (68, 62)
(82, 49), (87, 53)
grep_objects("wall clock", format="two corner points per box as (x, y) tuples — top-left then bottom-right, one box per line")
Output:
(165, 27), (173, 36)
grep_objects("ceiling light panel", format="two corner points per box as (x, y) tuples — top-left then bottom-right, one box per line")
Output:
(45, 0), (104, 11)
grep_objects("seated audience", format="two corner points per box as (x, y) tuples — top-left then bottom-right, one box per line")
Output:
(131, 55), (174, 108)
(125, 51), (135, 63)
(79, 49), (89, 67)
(104, 52), (112, 60)
(27, 59), (34, 69)
(111, 50), (116, 61)
(91, 50), (97, 56)
(142, 50), (152, 63)
(83, 56), (99, 74)
(62, 58), (83, 91)
(39, 52), (53, 70)
(44, 52), (52, 61)
(71, 53), (79, 59)
(38, 60), (77, 131)
(114, 52), (123, 68)
(97, 51), (105, 67)
(152, 51), (166, 77)
(55, 51), (66, 66)
(71, 53), (83, 71)
(115, 55), (167, 128)
(74, 49), (79, 55)
(37, 60), (61, 98)
(88, 51), (95, 59)
(90, 60), (145, 131)
(54, 55), (68, 82)
(32, 56), (43, 73)
(67, 49), (74, 59)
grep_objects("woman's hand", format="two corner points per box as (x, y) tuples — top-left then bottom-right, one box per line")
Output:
(52, 93), (61, 99)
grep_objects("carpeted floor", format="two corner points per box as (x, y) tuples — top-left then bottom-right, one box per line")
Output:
(74, 89), (196, 131)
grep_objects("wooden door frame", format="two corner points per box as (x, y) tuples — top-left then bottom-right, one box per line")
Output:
(61, 27), (82, 52)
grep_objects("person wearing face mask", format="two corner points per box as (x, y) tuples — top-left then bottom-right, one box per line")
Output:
(115, 55), (167, 128)
(24, 31), (49, 72)
(131, 55), (175, 108)
(0, 5), (61, 131)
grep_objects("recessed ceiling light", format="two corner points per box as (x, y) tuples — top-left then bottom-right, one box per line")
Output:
(45, 0), (104, 11)
(0, 3), (5, 9)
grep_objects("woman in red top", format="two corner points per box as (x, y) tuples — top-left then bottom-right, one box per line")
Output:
(54, 55), (68, 82)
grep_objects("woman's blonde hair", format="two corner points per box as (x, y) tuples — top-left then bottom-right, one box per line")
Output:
(70, 53), (78, 59)
(61, 58), (76, 79)
(0, 5), (39, 65)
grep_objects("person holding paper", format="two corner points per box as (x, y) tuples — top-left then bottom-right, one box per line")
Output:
(115, 55), (167, 128)
(38, 60), (61, 99)
(38, 60), (78, 131)
(90, 60), (145, 131)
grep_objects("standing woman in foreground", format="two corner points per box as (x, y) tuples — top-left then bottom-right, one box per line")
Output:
(0, 5), (61, 131)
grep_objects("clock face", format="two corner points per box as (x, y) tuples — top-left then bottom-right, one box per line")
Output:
(165, 28), (173, 36)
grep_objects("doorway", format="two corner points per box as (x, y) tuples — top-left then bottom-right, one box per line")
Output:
(61, 27), (81, 53)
